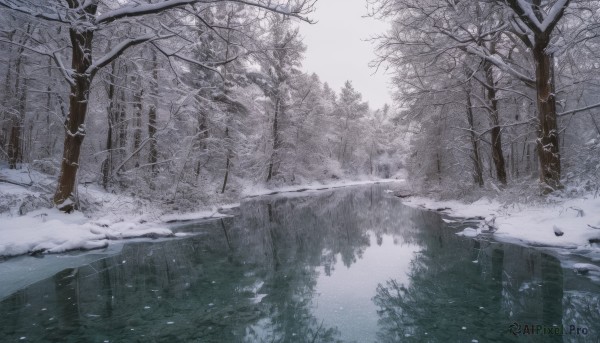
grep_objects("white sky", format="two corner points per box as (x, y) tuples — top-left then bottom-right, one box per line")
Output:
(298, 0), (392, 110)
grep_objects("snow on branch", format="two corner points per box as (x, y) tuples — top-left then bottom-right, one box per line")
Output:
(465, 46), (535, 87)
(558, 102), (600, 117)
(0, 0), (69, 23)
(540, 0), (571, 32)
(506, 0), (571, 34)
(75, 0), (96, 12)
(96, 0), (200, 23)
(151, 41), (239, 79)
(507, 0), (543, 33)
(0, 37), (51, 57)
(96, 0), (314, 24)
(0, 37), (76, 86)
(52, 52), (76, 87)
(86, 33), (165, 77)
(230, 0), (315, 20)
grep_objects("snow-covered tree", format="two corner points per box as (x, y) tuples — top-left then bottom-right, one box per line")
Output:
(0, 0), (314, 210)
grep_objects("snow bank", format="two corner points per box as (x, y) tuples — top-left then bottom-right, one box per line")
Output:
(0, 208), (174, 257)
(0, 168), (176, 257)
(401, 194), (600, 250)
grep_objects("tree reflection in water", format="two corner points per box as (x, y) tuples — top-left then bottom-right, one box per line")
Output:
(373, 222), (600, 343)
(1, 185), (599, 342)
(0, 186), (403, 342)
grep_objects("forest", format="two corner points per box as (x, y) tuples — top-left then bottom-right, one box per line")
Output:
(1, 0), (600, 247)
(2, 1), (600, 341)
(0, 0), (402, 214)
(371, 0), (600, 199)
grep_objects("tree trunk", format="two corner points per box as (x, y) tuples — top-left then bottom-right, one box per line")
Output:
(132, 85), (143, 167)
(436, 153), (442, 183)
(221, 127), (231, 194)
(53, 18), (95, 207)
(44, 56), (53, 158)
(148, 50), (159, 173)
(195, 107), (208, 177)
(0, 47), (12, 150)
(533, 36), (561, 192)
(102, 61), (117, 190)
(369, 140), (374, 175)
(511, 141), (518, 178)
(525, 141), (531, 175)
(221, 15), (233, 192)
(7, 84), (25, 169)
(483, 61), (507, 185)
(7, 41), (27, 169)
(503, 0), (566, 191)
(102, 118), (113, 189)
(339, 116), (350, 167)
(117, 88), (127, 161)
(466, 92), (484, 187)
(7, 118), (22, 169)
(267, 98), (281, 182)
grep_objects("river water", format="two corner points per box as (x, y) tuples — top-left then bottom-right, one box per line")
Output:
(0, 185), (599, 342)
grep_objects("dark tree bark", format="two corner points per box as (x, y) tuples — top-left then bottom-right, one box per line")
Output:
(465, 90), (484, 187)
(101, 117), (113, 189)
(7, 30), (28, 169)
(483, 60), (507, 185)
(7, 81), (25, 169)
(503, 0), (569, 192)
(53, 2), (98, 206)
(148, 50), (159, 173)
(148, 105), (158, 168)
(132, 84), (143, 165)
(221, 127), (231, 193)
(102, 60), (117, 190)
(7, 112), (23, 169)
(195, 108), (208, 177)
(533, 36), (561, 191)
(118, 88), (128, 161)
(44, 57), (53, 158)
(267, 98), (281, 182)
(221, 13), (234, 193)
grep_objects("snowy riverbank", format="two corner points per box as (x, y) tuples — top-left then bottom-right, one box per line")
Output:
(400, 193), (600, 254)
(5, 164), (599, 260)
(0, 167), (400, 257)
(0, 167), (184, 257)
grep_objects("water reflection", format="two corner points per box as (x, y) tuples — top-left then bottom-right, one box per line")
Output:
(0, 185), (599, 342)
(373, 230), (600, 343)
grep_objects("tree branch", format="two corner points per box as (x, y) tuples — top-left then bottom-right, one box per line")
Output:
(96, 0), (313, 24)
(87, 33), (162, 77)
(558, 102), (600, 117)
(464, 45), (536, 87)
(0, 0), (70, 24)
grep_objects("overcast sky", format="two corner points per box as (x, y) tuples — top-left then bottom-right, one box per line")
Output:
(299, 0), (392, 110)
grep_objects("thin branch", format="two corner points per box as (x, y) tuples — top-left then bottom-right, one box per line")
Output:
(97, 0), (313, 24)
(0, 0), (70, 24)
(558, 102), (600, 117)
(87, 33), (167, 77)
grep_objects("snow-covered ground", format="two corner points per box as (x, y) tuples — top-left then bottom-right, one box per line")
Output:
(401, 193), (600, 253)
(0, 167), (225, 257)
(0, 166), (400, 258)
